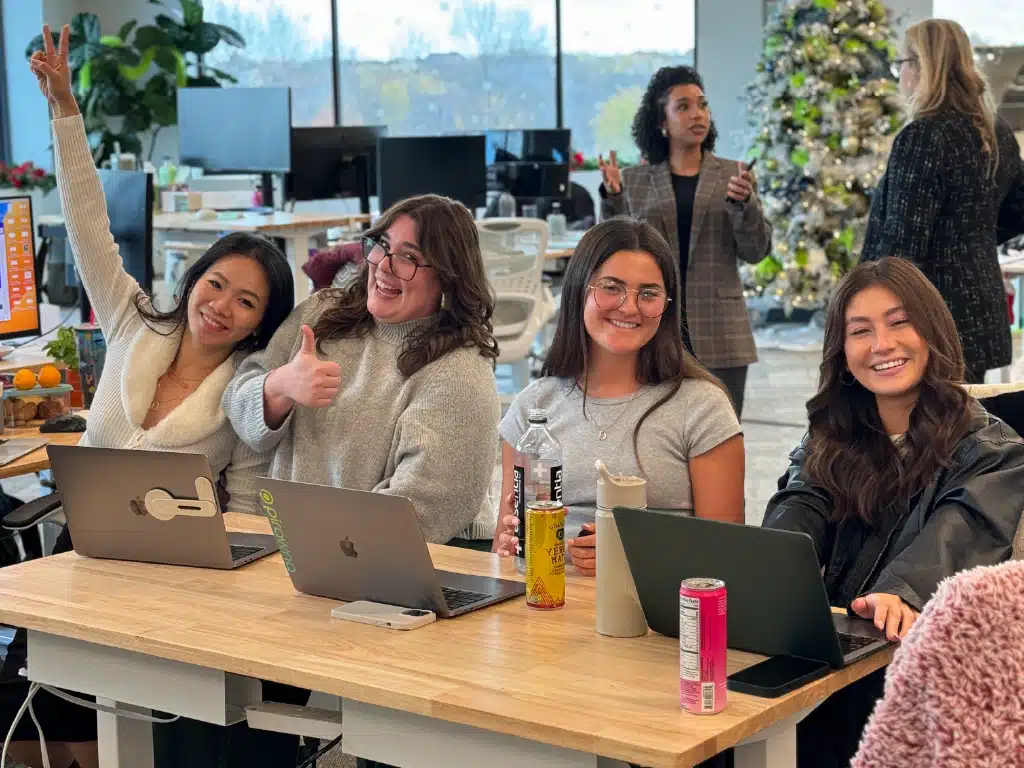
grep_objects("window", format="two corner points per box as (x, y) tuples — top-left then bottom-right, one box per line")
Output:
(201, 1), (336, 126)
(0, 5), (10, 164)
(559, 0), (695, 163)
(335, 0), (556, 133)
(933, 0), (1023, 130)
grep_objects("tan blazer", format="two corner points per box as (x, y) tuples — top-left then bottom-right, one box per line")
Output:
(602, 155), (771, 369)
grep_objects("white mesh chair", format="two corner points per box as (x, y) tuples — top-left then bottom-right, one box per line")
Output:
(477, 218), (556, 397)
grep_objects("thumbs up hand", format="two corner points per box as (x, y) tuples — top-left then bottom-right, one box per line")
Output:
(265, 324), (342, 415)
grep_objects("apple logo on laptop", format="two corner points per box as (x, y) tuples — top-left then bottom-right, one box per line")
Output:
(339, 536), (358, 558)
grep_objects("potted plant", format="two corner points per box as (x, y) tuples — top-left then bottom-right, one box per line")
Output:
(43, 327), (83, 408)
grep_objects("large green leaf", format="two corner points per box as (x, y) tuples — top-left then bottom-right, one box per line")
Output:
(134, 25), (171, 51)
(154, 14), (189, 47)
(180, 0), (204, 28)
(110, 47), (141, 67)
(187, 22), (222, 55)
(153, 47), (178, 73)
(118, 20), (138, 41)
(122, 107), (153, 135)
(71, 13), (102, 44)
(211, 23), (245, 49)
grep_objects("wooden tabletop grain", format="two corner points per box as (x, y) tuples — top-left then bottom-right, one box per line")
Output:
(0, 426), (83, 479)
(0, 512), (893, 767)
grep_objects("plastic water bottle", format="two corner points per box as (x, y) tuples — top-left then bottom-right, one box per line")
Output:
(546, 201), (567, 239)
(498, 191), (516, 217)
(513, 409), (563, 570)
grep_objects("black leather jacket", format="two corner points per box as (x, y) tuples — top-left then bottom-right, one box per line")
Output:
(763, 410), (1024, 612)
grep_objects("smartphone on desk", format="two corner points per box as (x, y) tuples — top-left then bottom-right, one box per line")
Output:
(726, 654), (829, 698)
(331, 601), (436, 630)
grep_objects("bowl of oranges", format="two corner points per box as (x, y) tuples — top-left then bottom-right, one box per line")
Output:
(2, 365), (73, 427)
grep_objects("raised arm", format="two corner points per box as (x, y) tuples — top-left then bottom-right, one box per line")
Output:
(726, 161), (773, 265)
(373, 356), (500, 545)
(32, 24), (142, 340)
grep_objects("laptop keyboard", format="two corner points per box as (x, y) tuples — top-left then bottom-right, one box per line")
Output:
(839, 632), (878, 657)
(229, 544), (263, 562)
(441, 586), (489, 611)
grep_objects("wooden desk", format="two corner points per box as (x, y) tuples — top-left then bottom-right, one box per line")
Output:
(0, 425), (82, 480)
(0, 513), (891, 768)
(155, 211), (370, 304)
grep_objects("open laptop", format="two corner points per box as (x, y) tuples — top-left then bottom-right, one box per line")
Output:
(0, 437), (49, 467)
(258, 478), (525, 618)
(46, 445), (278, 569)
(613, 508), (891, 668)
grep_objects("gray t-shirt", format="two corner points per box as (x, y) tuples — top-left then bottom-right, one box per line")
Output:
(500, 376), (742, 533)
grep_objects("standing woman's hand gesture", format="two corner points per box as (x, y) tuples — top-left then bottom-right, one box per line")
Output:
(598, 150), (622, 195)
(29, 24), (79, 118)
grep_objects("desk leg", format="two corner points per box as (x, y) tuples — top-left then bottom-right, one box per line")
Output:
(286, 235), (313, 303)
(95, 699), (154, 768)
(732, 706), (813, 768)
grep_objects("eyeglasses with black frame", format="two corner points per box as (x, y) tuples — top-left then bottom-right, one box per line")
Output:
(890, 56), (917, 79)
(361, 235), (432, 281)
(587, 279), (671, 319)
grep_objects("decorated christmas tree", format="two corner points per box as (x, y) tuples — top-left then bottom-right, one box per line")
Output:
(744, 0), (904, 312)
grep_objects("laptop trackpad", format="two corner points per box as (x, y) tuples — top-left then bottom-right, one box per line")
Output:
(833, 611), (888, 641)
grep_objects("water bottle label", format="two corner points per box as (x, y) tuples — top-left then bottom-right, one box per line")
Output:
(513, 464), (526, 558)
(550, 465), (563, 502)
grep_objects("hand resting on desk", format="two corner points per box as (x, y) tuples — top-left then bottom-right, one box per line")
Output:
(851, 593), (919, 642)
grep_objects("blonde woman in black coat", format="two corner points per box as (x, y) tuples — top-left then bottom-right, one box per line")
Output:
(862, 19), (1024, 384)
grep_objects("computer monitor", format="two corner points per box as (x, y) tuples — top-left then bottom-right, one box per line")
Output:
(377, 135), (487, 212)
(0, 196), (42, 341)
(177, 87), (292, 174)
(486, 128), (571, 199)
(285, 126), (387, 213)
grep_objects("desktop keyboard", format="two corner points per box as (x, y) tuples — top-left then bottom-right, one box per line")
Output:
(838, 632), (878, 657)
(229, 544), (263, 561)
(441, 585), (489, 610)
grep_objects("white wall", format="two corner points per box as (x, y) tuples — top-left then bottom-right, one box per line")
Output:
(695, 0), (766, 161)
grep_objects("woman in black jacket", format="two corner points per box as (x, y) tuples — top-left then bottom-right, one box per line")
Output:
(764, 257), (1024, 767)
(861, 18), (1024, 384)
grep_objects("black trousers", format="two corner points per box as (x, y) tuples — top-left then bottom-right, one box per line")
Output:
(707, 365), (749, 420)
(796, 667), (885, 767)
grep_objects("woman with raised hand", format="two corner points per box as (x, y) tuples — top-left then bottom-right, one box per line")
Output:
(862, 19), (1024, 384)
(599, 65), (772, 417)
(3, 23), (296, 768)
(492, 217), (745, 575)
(223, 193), (501, 548)
(764, 257), (1024, 766)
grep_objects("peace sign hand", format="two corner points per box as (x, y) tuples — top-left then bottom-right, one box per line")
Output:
(29, 24), (78, 117)
(598, 150), (622, 195)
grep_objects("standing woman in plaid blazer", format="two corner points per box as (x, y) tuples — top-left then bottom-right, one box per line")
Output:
(600, 66), (772, 417)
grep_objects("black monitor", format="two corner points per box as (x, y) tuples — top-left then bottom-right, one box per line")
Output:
(377, 136), (487, 212)
(486, 128), (571, 199)
(485, 129), (570, 164)
(178, 87), (292, 173)
(285, 126), (386, 213)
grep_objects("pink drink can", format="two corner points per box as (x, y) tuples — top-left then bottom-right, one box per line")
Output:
(679, 578), (727, 714)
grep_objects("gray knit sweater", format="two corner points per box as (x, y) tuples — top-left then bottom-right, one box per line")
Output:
(222, 296), (500, 544)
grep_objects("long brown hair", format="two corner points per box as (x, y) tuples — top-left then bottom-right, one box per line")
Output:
(904, 19), (999, 175)
(805, 258), (973, 523)
(542, 216), (722, 462)
(312, 194), (498, 376)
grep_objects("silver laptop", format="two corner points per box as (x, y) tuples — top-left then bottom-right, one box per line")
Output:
(258, 477), (525, 618)
(47, 445), (278, 569)
(0, 437), (49, 466)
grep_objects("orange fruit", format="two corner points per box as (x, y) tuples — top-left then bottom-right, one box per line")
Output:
(37, 364), (62, 389)
(13, 369), (37, 391)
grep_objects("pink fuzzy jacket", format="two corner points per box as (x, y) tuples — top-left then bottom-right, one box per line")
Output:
(852, 560), (1024, 768)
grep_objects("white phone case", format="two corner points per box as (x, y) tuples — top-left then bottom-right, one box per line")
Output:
(331, 601), (436, 630)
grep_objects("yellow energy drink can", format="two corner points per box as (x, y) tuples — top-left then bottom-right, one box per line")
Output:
(525, 500), (566, 610)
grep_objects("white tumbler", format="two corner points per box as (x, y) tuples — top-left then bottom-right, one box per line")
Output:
(595, 460), (648, 637)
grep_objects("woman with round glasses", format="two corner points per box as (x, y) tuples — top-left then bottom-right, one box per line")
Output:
(863, 18), (1024, 384)
(492, 217), (745, 576)
(223, 194), (501, 546)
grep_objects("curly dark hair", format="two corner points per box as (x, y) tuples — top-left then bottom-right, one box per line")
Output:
(805, 258), (973, 524)
(311, 194), (499, 377)
(631, 65), (718, 164)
